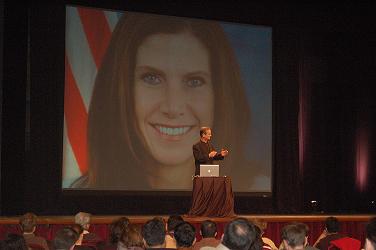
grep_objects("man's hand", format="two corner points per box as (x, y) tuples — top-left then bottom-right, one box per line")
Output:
(220, 149), (229, 157)
(209, 151), (217, 158)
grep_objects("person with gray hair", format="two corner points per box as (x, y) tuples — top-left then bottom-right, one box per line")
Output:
(281, 223), (320, 250)
(281, 224), (306, 250)
(74, 212), (103, 247)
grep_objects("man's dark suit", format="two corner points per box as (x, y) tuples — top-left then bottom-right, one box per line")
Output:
(192, 140), (224, 175)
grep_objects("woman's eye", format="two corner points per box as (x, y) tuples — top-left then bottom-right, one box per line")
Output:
(142, 73), (162, 85)
(186, 78), (205, 88)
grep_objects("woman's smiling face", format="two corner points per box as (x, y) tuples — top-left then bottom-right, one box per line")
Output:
(134, 32), (214, 166)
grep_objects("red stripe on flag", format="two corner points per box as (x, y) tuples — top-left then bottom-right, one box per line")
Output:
(77, 7), (112, 68)
(65, 56), (88, 174)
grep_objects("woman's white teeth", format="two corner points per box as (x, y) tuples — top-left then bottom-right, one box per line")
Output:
(156, 126), (190, 136)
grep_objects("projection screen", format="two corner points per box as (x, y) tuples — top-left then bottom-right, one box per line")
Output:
(63, 6), (272, 192)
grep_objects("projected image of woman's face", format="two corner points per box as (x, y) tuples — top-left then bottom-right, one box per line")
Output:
(134, 32), (214, 166)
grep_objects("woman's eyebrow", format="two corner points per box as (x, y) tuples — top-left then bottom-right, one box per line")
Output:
(135, 65), (166, 78)
(184, 71), (210, 78)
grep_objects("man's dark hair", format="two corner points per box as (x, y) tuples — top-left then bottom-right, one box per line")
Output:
(201, 220), (217, 238)
(142, 217), (166, 247)
(109, 217), (130, 244)
(222, 218), (257, 250)
(174, 222), (196, 248)
(53, 227), (79, 250)
(281, 224), (306, 248)
(167, 215), (184, 232)
(19, 212), (37, 233)
(325, 216), (340, 233)
(366, 217), (376, 248)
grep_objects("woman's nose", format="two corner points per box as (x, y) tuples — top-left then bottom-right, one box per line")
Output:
(160, 83), (186, 118)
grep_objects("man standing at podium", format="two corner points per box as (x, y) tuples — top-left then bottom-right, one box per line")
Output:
(193, 127), (229, 176)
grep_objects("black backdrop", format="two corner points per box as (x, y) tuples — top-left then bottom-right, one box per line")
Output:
(1, 1), (375, 215)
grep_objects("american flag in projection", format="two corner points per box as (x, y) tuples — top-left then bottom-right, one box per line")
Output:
(63, 6), (121, 187)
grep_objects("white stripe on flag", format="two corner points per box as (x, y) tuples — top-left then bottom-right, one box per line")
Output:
(104, 10), (120, 32)
(66, 6), (97, 110)
(62, 118), (82, 188)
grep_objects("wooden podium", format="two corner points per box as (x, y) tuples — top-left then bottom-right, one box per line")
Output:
(187, 176), (235, 217)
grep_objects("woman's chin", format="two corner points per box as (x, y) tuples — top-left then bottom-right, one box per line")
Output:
(154, 155), (193, 167)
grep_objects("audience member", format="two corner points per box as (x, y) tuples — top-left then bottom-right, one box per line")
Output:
(100, 217), (130, 250)
(110, 217), (130, 245)
(294, 223), (318, 250)
(202, 218), (257, 250)
(313, 217), (345, 250)
(253, 219), (278, 250)
(142, 217), (171, 249)
(166, 215), (184, 249)
(54, 227), (79, 250)
(193, 220), (220, 250)
(280, 223), (318, 250)
(1, 233), (28, 250)
(118, 224), (144, 250)
(281, 224), (305, 250)
(74, 212), (103, 246)
(365, 217), (376, 250)
(253, 225), (270, 250)
(174, 222), (196, 250)
(19, 212), (49, 250)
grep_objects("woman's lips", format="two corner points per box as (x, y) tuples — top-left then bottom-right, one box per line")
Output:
(151, 124), (194, 137)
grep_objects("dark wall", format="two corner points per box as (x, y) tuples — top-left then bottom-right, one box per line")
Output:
(1, 1), (375, 215)
(0, 0), (3, 215)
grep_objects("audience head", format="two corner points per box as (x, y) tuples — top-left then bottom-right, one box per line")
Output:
(109, 217), (130, 244)
(281, 223), (306, 250)
(19, 212), (37, 233)
(120, 224), (144, 249)
(325, 216), (340, 233)
(174, 221), (196, 248)
(167, 215), (184, 233)
(54, 227), (79, 250)
(2, 233), (28, 250)
(142, 217), (166, 248)
(365, 217), (376, 250)
(74, 212), (91, 230)
(222, 218), (257, 250)
(201, 220), (217, 238)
